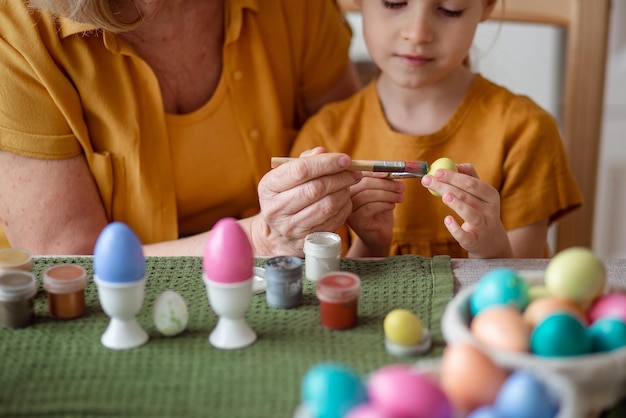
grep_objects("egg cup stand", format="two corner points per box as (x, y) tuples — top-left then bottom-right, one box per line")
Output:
(94, 275), (149, 350)
(203, 276), (257, 350)
(441, 284), (626, 414)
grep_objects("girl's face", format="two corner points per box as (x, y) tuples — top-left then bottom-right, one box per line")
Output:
(359, 0), (496, 89)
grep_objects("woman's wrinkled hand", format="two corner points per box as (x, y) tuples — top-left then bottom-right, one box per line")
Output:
(252, 148), (361, 257)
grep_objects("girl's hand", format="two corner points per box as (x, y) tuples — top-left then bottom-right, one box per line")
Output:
(346, 173), (404, 257)
(252, 148), (361, 257)
(421, 163), (513, 258)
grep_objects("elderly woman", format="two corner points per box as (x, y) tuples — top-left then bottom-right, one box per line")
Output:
(0, 0), (403, 257)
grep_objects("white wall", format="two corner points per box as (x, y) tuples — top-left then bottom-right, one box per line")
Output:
(345, 8), (626, 258)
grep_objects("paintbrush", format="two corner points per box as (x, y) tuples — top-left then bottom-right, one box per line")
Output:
(270, 157), (429, 178)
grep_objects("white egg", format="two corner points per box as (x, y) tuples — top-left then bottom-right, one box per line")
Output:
(152, 290), (189, 337)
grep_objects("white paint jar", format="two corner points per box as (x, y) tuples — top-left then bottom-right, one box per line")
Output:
(303, 232), (342, 282)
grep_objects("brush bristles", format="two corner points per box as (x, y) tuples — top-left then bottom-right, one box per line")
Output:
(404, 161), (429, 175)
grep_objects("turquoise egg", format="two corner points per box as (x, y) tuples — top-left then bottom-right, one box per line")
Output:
(588, 317), (626, 352)
(93, 222), (145, 283)
(494, 371), (558, 418)
(531, 313), (591, 357)
(301, 363), (368, 418)
(470, 268), (529, 316)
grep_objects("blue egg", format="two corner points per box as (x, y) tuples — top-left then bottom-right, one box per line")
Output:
(466, 406), (500, 418)
(588, 317), (626, 352)
(93, 222), (145, 283)
(494, 371), (558, 418)
(531, 313), (591, 357)
(470, 268), (529, 316)
(301, 363), (368, 418)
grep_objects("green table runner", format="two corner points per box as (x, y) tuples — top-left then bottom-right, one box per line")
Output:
(0, 255), (453, 418)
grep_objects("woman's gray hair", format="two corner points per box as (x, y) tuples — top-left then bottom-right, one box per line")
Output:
(28, 0), (142, 32)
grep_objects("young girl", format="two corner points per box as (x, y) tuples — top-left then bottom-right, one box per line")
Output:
(289, 0), (582, 258)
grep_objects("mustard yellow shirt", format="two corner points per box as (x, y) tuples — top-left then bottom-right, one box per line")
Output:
(292, 76), (583, 257)
(0, 0), (352, 248)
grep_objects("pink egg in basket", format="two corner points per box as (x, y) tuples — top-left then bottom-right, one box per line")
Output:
(442, 249), (626, 414)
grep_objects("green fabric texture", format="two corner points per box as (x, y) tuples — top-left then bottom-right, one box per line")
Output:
(0, 255), (453, 418)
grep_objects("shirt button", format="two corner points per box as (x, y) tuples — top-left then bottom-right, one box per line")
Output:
(233, 71), (243, 81)
(249, 129), (260, 139)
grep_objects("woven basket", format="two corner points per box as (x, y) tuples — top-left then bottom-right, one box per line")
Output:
(441, 281), (626, 414)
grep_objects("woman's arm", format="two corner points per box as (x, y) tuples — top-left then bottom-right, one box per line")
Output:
(0, 151), (108, 254)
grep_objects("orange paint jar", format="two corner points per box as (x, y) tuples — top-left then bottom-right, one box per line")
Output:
(43, 264), (87, 320)
(316, 272), (361, 330)
(0, 248), (33, 273)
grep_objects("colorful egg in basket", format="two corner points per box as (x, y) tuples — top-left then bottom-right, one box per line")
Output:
(441, 248), (626, 414)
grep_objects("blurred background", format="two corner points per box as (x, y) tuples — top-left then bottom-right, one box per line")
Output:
(344, 2), (626, 258)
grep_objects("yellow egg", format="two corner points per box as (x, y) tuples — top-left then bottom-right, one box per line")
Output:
(545, 247), (606, 304)
(427, 157), (458, 197)
(383, 309), (424, 345)
(528, 285), (552, 301)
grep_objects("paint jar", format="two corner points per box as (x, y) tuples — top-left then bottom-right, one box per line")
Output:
(0, 248), (33, 273)
(43, 264), (87, 319)
(316, 271), (360, 330)
(264, 256), (303, 309)
(0, 270), (37, 329)
(303, 232), (342, 282)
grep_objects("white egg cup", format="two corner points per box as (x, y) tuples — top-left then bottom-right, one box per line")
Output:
(203, 275), (256, 349)
(385, 329), (433, 357)
(94, 275), (149, 350)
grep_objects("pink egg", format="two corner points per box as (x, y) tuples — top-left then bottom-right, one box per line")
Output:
(588, 293), (626, 324)
(346, 404), (394, 418)
(202, 217), (254, 284)
(368, 365), (453, 418)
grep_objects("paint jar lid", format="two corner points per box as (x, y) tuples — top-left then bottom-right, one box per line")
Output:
(43, 264), (88, 294)
(0, 248), (33, 272)
(264, 256), (303, 282)
(0, 270), (37, 302)
(316, 272), (360, 303)
(304, 232), (342, 258)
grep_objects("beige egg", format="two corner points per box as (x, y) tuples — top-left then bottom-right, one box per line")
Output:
(440, 342), (508, 415)
(470, 305), (529, 352)
(523, 296), (588, 329)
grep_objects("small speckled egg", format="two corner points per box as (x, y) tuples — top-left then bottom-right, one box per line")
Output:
(545, 247), (606, 304)
(383, 309), (424, 345)
(588, 293), (626, 323)
(301, 363), (368, 418)
(523, 296), (588, 329)
(470, 268), (529, 316)
(152, 290), (189, 337)
(530, 312), (591, 357)
(440, 343), (508, 415)
(494, 371), (558, 418)
(427, 157), (458, 197)
(471, 305), (529, 352)
(367, 365), (453, 418)
(588, 317), (626, 352)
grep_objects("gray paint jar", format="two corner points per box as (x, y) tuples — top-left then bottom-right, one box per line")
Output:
(264, 256), (303, 309)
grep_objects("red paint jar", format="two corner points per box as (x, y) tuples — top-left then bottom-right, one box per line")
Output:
(316, 272), (360, 330)
(43, 264), (87, 319)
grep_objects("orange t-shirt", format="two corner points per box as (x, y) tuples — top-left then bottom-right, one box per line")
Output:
(291, 76), (583, 257)
(0, 0), (352, 248)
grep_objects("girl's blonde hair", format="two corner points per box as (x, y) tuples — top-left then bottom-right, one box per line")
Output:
(28, 0), (142, 32)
